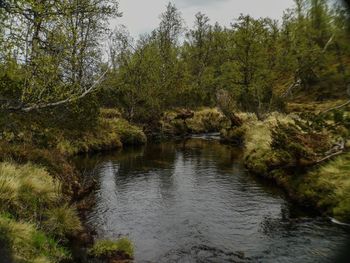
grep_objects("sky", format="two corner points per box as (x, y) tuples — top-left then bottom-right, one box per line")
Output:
(112, 0), (295, 38)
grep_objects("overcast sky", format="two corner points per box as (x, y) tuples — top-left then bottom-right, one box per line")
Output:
(112, 0), (295, 38)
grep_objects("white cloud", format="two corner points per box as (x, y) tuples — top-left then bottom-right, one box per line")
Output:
(113, 0), (295, 38)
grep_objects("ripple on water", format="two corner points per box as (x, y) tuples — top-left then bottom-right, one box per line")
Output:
(79, 139), (350, 263)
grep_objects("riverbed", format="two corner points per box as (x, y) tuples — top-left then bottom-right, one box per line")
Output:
(76, 137), (350, 262)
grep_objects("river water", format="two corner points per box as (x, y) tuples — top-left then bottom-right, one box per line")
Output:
(76, 137), (350, 262)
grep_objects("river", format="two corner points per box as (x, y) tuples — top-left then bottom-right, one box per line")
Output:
(75, 136), (350, 262)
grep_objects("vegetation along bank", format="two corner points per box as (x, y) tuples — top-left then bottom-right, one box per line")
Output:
(1, 0), (350, 262)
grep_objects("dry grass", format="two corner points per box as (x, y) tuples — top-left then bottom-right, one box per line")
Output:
(43, 204), (82, 238)
(0, 162), (60, 219)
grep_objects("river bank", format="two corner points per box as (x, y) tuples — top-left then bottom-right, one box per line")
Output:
(77, 137), (350, 262)
(0, 109), (145, 263)
(220, 110), (350, 222)
(1, 106), (349, 262)
(149, 106), (350, 222)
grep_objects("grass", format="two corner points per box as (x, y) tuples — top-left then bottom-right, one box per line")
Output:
(89, 238), (134, 259)
(0, 162), (60, 220)
(0, 215), (70, 263)
(287, 99), (348, 113)
(0, 108), (146, 262)
(161, 108), (229, 135)
(43, 204), (82, 239)
(233, 111), (350, 221)
(56, 109), (146, 155)
(100, 108), (122, 119)
(0, 162), (84, 262)
(56, 118), (123, 156)
(224, 112), (296, 174)
(297, 152), (350, 222)
(109, 118), (147, 146)
(186, 108), (228, 133)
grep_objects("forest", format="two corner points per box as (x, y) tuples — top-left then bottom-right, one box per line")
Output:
(0, 0), (350, 262)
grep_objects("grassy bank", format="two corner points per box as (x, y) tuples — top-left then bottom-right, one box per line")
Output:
(0, 162), (80, 262)
(0, 108), (143, 262)
(223, 111), (350, 222)
(160, 108), (229, 136)
(57, 109), (146, 156)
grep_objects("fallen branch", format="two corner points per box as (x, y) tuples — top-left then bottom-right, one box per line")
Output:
(282, 34), (334, 99)
(282, 78), (301, 98)
(320, 100), (350, 115)
(3, 68), (109, 113)
(316, 150), (344, 164)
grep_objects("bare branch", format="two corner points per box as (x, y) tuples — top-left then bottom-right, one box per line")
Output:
(320, 99), (350, 115)
(3, 68), (109, 112)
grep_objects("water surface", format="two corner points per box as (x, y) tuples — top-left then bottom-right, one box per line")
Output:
(77, 138), (350, 262)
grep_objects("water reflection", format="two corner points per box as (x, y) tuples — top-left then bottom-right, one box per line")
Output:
(76, 139), (350, 263)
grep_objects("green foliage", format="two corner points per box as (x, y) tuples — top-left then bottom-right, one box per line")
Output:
(89, 238), (134, 259)
(0, 0), (120, 112)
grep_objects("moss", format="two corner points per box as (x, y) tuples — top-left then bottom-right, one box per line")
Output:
(89, 238), (134, 259)
(0, 215), (70, 263)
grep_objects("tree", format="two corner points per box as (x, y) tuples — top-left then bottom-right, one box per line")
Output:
(0, 0), (121, 112)
(228, 15), (282, 118)
(182, 12), (215, 106)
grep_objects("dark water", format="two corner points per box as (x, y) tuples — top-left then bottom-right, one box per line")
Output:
(76, 137), (350, 263)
